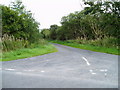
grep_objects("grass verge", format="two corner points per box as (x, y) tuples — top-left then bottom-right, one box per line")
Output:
(49, 40), (119, 55)
(2, 44), (57, 61)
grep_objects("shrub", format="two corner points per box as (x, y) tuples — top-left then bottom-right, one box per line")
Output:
(89, 37), (119, 48)
(2, 34), (48, 52)
(66, 37), (119, 49)
(2, 34), (27, 51)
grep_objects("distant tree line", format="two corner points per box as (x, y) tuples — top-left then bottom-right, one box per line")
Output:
(41, 0), (120, 47)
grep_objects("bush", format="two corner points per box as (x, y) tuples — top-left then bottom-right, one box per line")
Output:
(2, 34), (27, 51)
(89, 37), (119, 48)
(66, 37), (119, 49)
(2, 34), (48, 52)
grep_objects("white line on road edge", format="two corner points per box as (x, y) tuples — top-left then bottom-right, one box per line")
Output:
(82, 57), (90, 66)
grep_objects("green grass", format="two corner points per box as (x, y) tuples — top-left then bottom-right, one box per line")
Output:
(49, 40), (119, 55)
(2, 44), (58, 61)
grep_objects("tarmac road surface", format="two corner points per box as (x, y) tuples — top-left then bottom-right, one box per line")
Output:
(1, 44), (118, 88)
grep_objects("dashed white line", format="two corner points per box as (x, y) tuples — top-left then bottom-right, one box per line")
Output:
(89, 69), (93, 72)
(27, 70), (34, 71)
(24, 70), (34, 71)
(82, 57), (108, 76)
(104, 69), (108, 72)
(91, 72), (96, 75)
(100, 70), (105, 72)
(5, 68), (15, 71)
(82, 57), (90, 66)
(89, 69), (96, 75)
(100, 69), (108, 72)
(105, 73), (107, 77)
(41, 70), (45, 72)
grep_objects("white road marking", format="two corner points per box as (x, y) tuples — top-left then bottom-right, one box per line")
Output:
(100, 70), (105, 72)
(82, 57), (90, 66)
(100, 69), (108, 72)
(5, 68), (15, 71)
(24, 70), (34, 71)
(27, 70), (34, 71)
(105, 73), (107, 75)
(41, 70), (45, 72)
(0, 68), (1, 70)
(89, 69), (93, 72)
(89, 69), (96, 75)
(105, 73), (107, 77)
(104, 69), (108, 72)
(82, 57), (108, 76)
(92, 72), (96, 75)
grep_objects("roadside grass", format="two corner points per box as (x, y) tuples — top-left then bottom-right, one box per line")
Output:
(49, 40), (119, 55)
(2, 44), (58, 61)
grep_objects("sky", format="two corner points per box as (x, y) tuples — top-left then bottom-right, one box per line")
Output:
(0, 0), (85, 29)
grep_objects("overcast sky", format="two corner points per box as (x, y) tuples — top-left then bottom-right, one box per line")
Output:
(0, 0), (85, 29)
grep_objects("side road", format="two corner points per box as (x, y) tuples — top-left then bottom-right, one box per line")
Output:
(2, 44), (118, 88)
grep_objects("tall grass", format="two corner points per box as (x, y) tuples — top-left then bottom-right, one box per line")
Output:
(66, 37), (119, 49)
(2, 34), (57, 61)
(2, 34), (26, 51)
(2, 34), (48, 52)
(49, 37), (119, 55)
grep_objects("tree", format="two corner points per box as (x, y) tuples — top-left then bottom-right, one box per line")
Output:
(49, 24), (58, 40)
(41, 29), (50, 39)
(2, 0), (41, 43)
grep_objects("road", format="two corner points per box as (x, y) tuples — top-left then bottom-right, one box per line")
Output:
(1, 44), (118, 88)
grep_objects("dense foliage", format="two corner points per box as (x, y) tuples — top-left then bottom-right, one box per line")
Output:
(1, 0), (44, 51)
(2, 1), (41, 43)
(41, 1), (120, 49)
